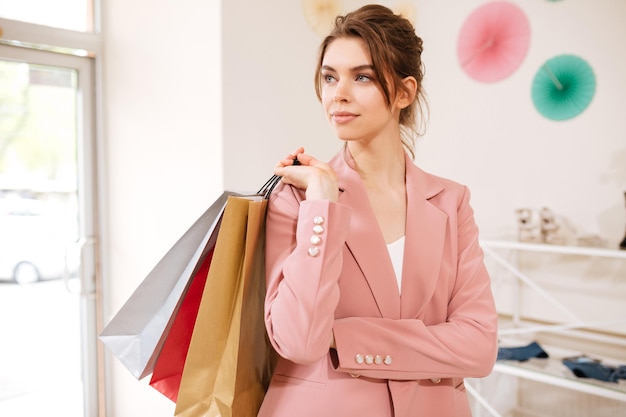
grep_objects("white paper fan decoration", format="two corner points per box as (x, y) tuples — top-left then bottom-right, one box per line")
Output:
(302, 0), (342, 37)
(393, 1), (416, 26)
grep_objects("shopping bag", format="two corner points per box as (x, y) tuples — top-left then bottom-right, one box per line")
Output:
(149, 247), (214, 402)
(99, 192), (230, 379)
(99, 171), (282, 380)
(174, 195), (277, 417)
(148, 175), (284, 401)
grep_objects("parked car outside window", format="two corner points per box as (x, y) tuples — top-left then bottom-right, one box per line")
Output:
(0, 198), (79, 284)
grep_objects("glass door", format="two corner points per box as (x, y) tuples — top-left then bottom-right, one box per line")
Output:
(0, 44), (99, 416)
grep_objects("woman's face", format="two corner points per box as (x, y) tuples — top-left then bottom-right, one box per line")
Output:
(320, 37), (400, 143)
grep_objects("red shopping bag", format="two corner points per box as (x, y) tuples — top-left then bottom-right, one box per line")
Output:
(149, 248), (214, 402)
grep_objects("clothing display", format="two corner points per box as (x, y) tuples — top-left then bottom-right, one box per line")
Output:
(562, 356), (626, 383)
(497, 341), (626, 385)
(497, 341), (549, 362)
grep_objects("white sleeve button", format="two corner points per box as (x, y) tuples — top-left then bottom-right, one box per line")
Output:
(307, 247), (320, 257)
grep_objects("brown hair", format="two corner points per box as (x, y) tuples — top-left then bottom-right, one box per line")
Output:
(314, 4), (427, 158)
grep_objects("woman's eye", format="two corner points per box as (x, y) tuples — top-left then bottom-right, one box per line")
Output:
(356, 74), (372, 82)
(323, 74), (336, 83)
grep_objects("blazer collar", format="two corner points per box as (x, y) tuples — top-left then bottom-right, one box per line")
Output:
(330, 149), (447, 319)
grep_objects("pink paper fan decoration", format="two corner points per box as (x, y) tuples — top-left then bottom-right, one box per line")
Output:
(457, 1), (531, 83)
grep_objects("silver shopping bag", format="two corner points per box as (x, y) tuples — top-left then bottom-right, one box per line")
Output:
(99, 191), (231, 379)
(99, 174), (282, 380)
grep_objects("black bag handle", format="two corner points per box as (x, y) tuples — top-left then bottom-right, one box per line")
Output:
(257, 158), (300, 199)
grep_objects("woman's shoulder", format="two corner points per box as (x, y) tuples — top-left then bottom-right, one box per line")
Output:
(408, 161), (469, 198)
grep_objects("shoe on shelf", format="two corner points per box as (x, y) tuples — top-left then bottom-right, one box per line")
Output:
(497, 341), (549, 362)
(562, 356), (625, 383)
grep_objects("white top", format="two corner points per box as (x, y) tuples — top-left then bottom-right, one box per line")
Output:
(386, 236), (405, 294)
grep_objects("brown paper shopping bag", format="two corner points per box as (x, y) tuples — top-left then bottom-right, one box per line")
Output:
(174, 195), (277, 417)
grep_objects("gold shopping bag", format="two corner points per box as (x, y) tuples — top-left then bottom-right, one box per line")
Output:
(175, 195), (277, 417)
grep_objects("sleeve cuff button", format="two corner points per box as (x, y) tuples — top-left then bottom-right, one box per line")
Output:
(308, 247), (320, 257)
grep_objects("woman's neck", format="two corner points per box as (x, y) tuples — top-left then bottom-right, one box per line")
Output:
(346, 140), (408, 244)
(347, 140), (406, 189)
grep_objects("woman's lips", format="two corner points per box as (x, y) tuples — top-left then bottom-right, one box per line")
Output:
(331, 111), (357, 124)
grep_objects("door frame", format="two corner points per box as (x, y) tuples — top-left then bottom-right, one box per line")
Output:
(0, 42), (103, 417)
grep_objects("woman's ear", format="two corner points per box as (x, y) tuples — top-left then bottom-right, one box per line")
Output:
(396, 76), (418, 109)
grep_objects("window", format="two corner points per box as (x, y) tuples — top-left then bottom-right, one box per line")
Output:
(0, 0), (94, 32)
(0, 9), (101, 417)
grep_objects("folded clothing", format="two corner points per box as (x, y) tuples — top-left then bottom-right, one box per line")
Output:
(497, 341), (549, 362)
(562, 356), (626, 383)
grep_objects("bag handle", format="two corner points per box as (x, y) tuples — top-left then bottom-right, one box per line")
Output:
(257, 158), (300, 199)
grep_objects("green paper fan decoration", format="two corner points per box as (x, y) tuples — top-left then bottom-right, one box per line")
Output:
(531, 54), (596, 121)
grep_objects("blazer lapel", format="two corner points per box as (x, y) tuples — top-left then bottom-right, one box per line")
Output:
(400, 155), (447, 319)
(330, 151), (448, 320)
(331, 152), (402, 319)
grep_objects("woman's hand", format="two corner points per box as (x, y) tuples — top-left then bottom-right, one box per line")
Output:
(274, 147), (339, 202)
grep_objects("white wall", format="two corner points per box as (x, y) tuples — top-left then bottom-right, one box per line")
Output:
(101, 0), (626, 415)
(222, 0), (329, 191)
(101, 0), (221, 416)
(414, 0), (626, 246)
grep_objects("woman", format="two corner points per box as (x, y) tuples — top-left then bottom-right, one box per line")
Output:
(258, 5), (497, 417)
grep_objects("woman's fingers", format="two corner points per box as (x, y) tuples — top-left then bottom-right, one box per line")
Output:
(288, 147), (305, 162)
(277, 147), (305, 168)
(294, 152), (315, 166)
(273, 150), (339, 201)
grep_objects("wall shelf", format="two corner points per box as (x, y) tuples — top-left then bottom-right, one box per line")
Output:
(480, 239), (626, 339)
(493, 358), (626, 403)
(480, 239), (626, 260)
(466, 239), (626, 417)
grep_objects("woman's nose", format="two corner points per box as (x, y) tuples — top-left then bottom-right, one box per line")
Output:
(333, 80), (350, 102)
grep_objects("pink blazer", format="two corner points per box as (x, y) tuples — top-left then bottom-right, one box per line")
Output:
(258, 150), (498, 417)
